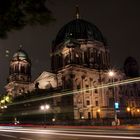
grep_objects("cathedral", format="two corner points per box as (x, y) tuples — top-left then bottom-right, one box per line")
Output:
(4, 10), (140, 124)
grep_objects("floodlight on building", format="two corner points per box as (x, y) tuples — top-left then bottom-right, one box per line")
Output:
(108, 70), (115, 77)
(127, 107), (131, 112)
(97, 109), (101, 112)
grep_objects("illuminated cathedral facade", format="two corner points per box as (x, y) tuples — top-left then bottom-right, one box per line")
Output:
(5, 47), (31, 97)
(5, 11), (140, 123)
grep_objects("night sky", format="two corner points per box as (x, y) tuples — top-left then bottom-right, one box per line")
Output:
(0, 0), (140, 93)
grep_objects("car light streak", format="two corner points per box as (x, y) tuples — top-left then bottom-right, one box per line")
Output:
(0, 128), (140, 139)
(7, 77), (140, 106)
(20, 137), (33, 140)
(0, 133), (17, 138)
(1, 128), (139, 135)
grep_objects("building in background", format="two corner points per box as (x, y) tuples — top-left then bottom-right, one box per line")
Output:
(121, 57), (140, 118)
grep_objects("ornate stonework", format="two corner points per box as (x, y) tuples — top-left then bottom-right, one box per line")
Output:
(5, 47), (31, 97)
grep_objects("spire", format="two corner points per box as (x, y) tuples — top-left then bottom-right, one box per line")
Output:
(76, 5), (80, 19)
(19, 44), (22, 48)
(19, 44), (23, 50)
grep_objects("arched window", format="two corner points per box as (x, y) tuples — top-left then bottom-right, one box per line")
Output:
(21, 65), (25, 74)
(75, 53), (80, 64)
(64, 54), (70, 65)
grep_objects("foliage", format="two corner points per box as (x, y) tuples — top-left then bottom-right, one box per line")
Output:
(0, 0), (54, 38)
(0, 95), (13, 106)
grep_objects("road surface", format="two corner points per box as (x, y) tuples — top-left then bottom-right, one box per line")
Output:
(0, 126), (140, 140)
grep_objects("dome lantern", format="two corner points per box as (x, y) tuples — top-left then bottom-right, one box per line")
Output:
(76, 6), (80, 19)
(12, 46), (30, 62)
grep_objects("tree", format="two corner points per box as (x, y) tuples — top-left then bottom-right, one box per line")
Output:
(0, 0), (54, 38)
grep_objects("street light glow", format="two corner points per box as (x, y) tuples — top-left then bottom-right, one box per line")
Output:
(45, 104), (50, 110)
(4, 106), (7, 108)
(108, 70), (115, 77)
(40, 105), (45, 110)
(127, 107), (131, 112)
(52, 118), (56, 122)
(40, 104), (50, 127)
(40, 104), (50, 110)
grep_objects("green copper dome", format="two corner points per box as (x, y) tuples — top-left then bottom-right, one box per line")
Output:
(12, 48), (30, 62)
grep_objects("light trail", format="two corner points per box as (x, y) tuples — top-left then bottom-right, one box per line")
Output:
(0, 133), (17, 139)
(0, 127), (140, 139)
(1, 127), (139, 135)
(20, 137), (33, 140)
(8, 77), (140, 106)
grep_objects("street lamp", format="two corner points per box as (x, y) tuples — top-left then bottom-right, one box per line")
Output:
(97, 108), (101, 119)
(126, 107), (132, 122)
(127, 107), (131, 112)
(97, 108), (101, 113)
(40, 104), (50, 127)
(108, 70), (115, 77)
(108, 70), (118, 126)
(137, 109), (140, 113)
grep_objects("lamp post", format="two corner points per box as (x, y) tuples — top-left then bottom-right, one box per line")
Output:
(97, 108), (101, 119)
(126, 107), (132, 123)
(40, 104), (50, 127)
(108, 70), (118, 126)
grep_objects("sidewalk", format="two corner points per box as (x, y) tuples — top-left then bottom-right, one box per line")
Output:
(1, 124), (140, 130)
(36, 125), (140, 130)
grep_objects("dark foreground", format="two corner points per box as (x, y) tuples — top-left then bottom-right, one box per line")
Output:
(0, 126), (140, 140)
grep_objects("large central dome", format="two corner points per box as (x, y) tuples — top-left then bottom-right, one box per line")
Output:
(54, 19), (106, 47)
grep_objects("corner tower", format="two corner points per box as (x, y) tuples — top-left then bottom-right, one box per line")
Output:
(5, 46), (31, 97)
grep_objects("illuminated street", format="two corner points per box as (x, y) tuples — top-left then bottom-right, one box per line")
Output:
(0, 126), (140, 140)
